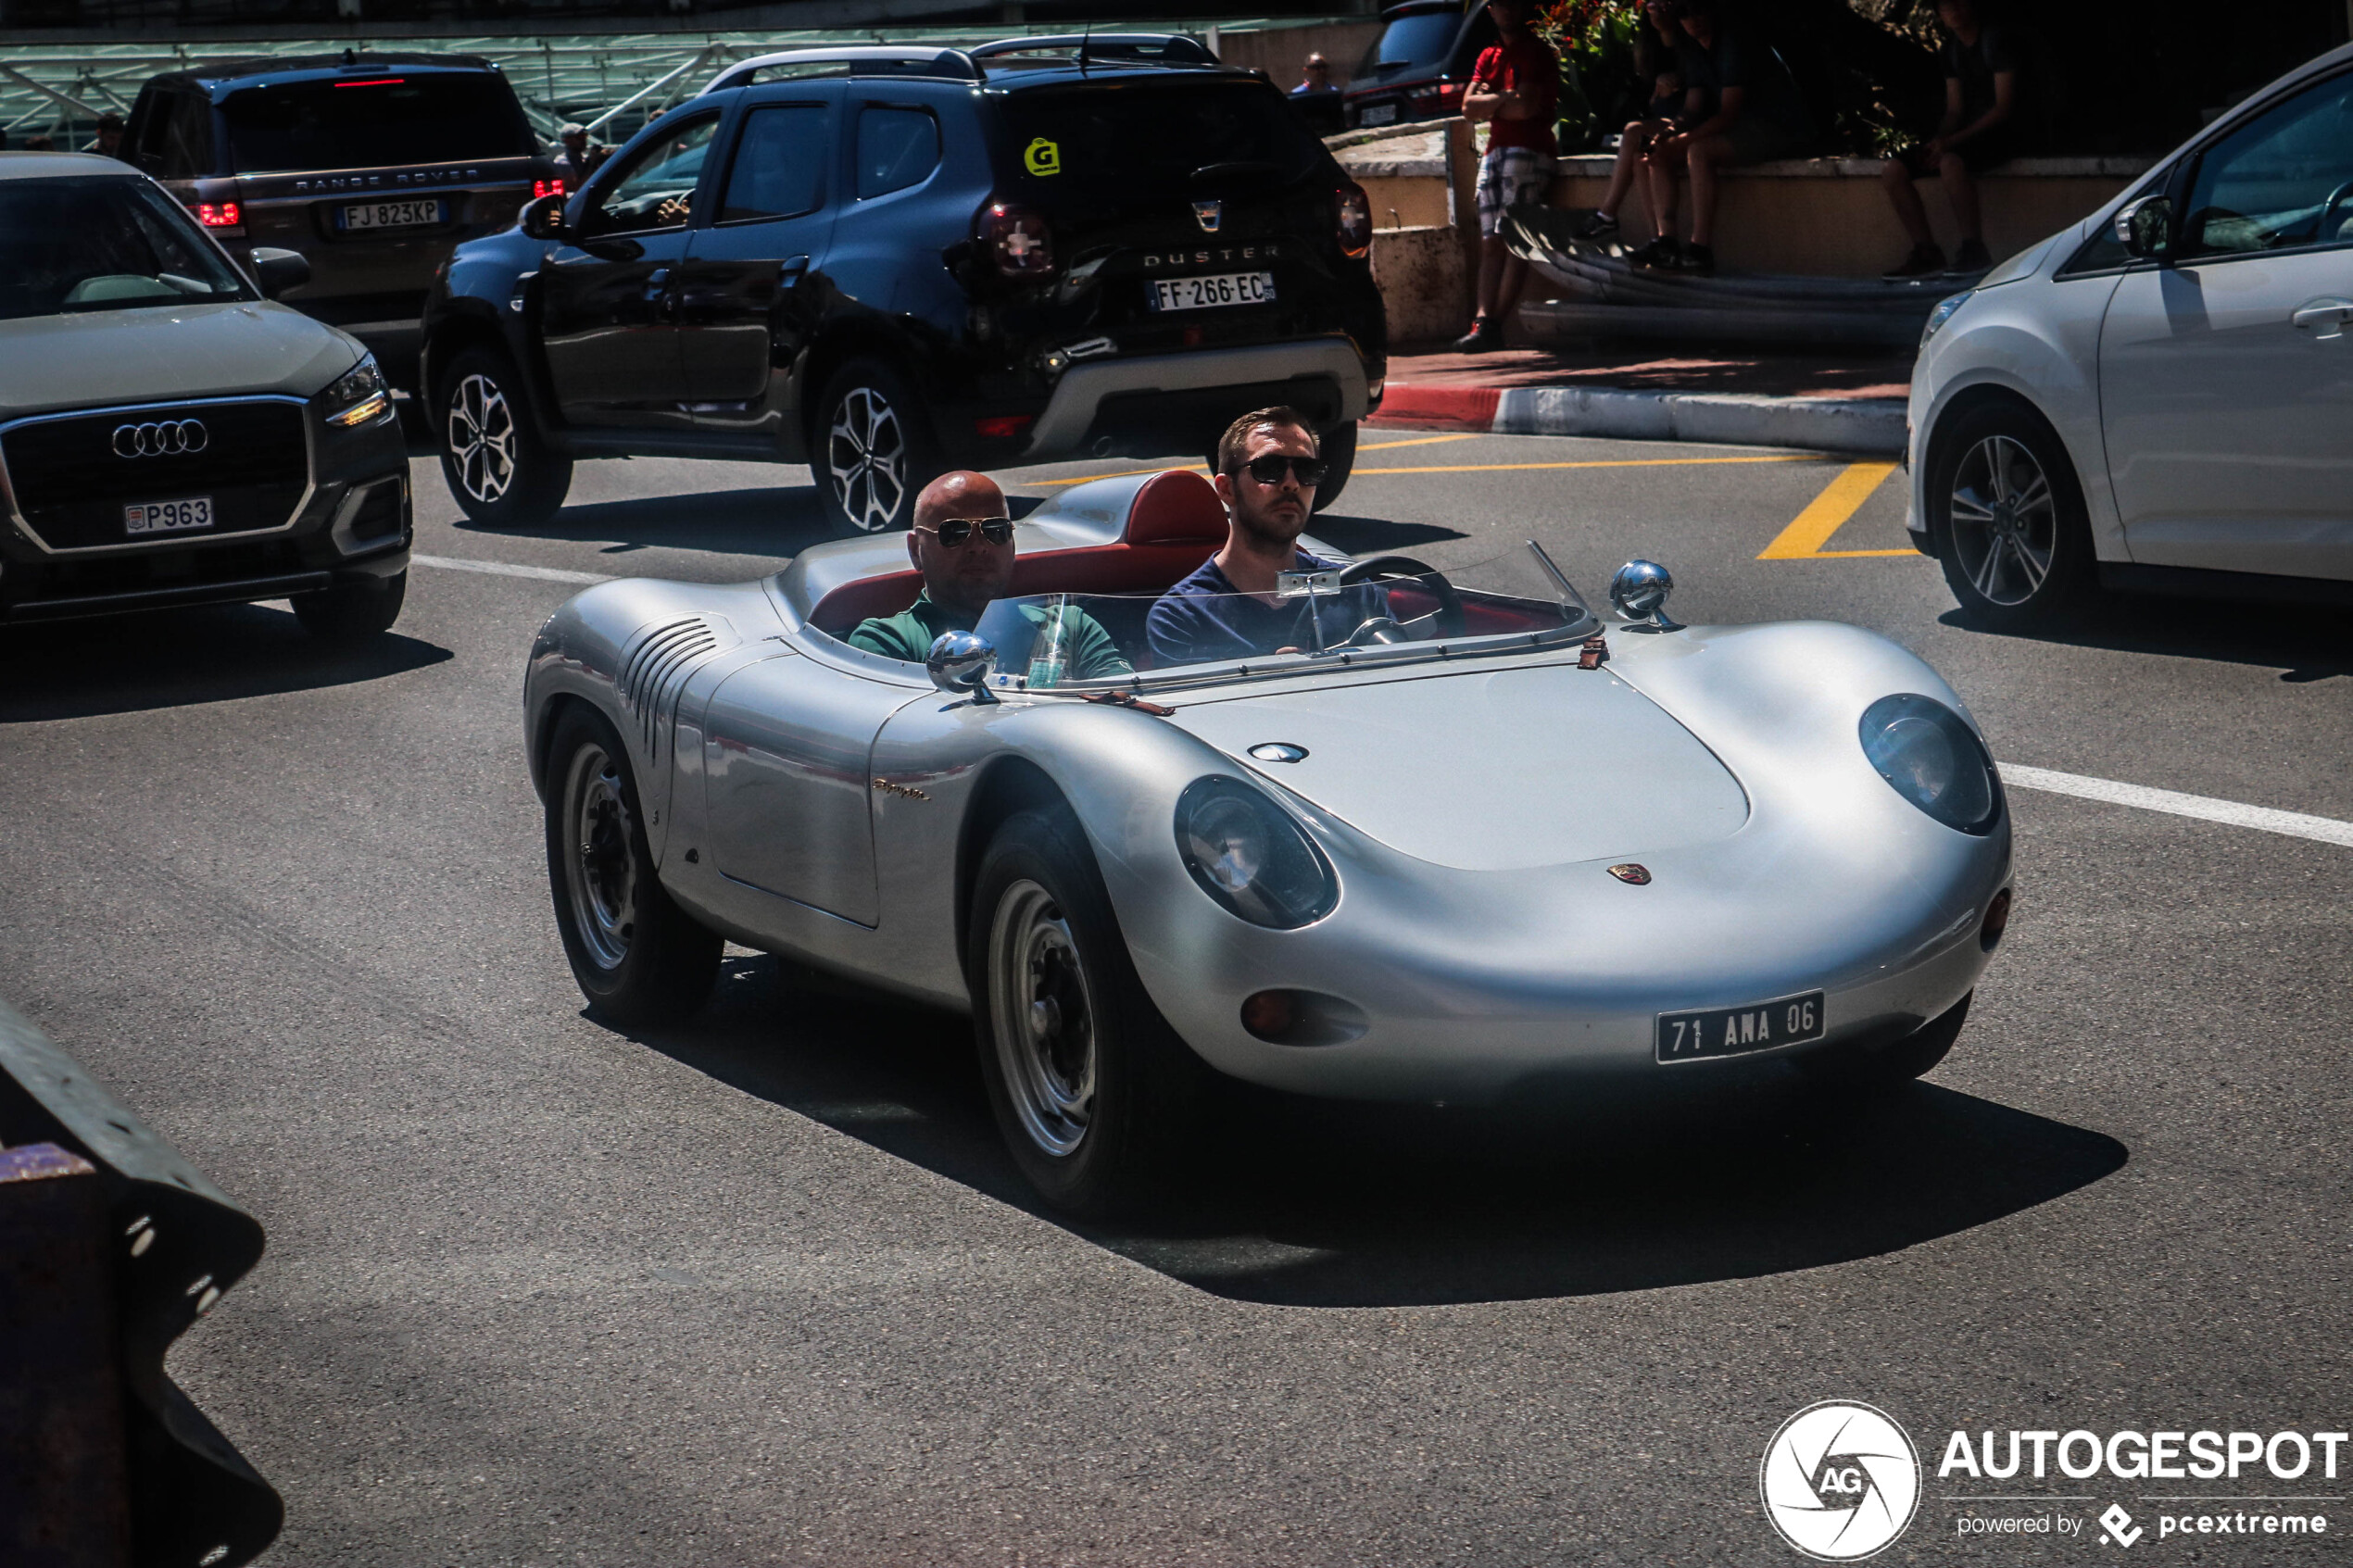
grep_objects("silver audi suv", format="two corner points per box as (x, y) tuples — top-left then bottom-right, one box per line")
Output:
(0, 150), (410, 639)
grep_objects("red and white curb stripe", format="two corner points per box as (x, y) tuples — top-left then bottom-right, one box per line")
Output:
(1370, 383), (1906, 456)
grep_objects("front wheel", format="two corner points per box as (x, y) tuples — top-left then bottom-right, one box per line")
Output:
(816, 358), (939, 533)
(438, 346), (573, 529)
(544, 707), (721, 1024)
(1311, 419), (1357, 512)
(1931, 403), (2092, 629)
(967, 807), (1206, 1216)
(293, 569), (405, 644)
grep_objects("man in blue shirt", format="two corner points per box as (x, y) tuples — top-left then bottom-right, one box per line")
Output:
(1146, 407), (1389, 667)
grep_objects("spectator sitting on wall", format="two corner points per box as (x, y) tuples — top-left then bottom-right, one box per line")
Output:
(1454, 0), (1560, 352)
(1579, 0), (1687, 244)
(1290, 52), (1345, 135)
(82, 113), (125, 159)
(1878, 0), (2035, 279)
(1629, 0), (1814, 276)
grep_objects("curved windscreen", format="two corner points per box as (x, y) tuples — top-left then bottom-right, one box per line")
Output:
(0, 177), (252, 321)
(971, 545), (1595, 689)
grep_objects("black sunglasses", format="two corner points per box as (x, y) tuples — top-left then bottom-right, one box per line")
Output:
(915, 517), (1014, 547)
(1243, 454), (1329, 487)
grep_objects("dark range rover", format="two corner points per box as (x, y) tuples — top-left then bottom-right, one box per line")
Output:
(423, 35), (1387, 534)
(124, 54), (557, 388)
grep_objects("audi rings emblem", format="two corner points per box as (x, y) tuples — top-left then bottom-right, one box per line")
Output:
(113, 419), (208, 458)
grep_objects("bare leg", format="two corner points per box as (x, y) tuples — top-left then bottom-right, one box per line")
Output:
(1939, 152), (1982, 243)
(1642, 151), (1678, 242)
(1600, 121), (1655, 219)
(1686, 135), (1734, 246)
(1473, 232), (1509, 321)
(1881, 157), (1933, 245)
(1494, 251), (1531, 334)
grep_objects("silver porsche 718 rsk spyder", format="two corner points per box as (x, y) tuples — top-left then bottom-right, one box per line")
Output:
(524, 470), (2014, 1213)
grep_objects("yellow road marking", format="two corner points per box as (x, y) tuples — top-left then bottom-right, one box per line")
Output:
(1359, 432), (1486, 452)
(1355, 454), (1820, 476)
(1758, 461), (1914, 558)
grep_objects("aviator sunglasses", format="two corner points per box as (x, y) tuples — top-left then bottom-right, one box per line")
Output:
(913, 517), (1015, 547)
(1243, 454), (1330, 486)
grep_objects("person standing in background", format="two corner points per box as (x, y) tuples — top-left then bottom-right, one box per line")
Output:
(1878, 0), (2037, 279)
(552, 123), (600, 194)
(82, 113), (126, 158)
(1290, 52), (1345, 134)
(1455, 0), (1560, 351)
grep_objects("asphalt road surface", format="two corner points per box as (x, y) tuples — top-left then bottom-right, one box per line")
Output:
(3, 431), (2348, 1565)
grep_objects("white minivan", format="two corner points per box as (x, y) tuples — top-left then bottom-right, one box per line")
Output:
(1907, 42), (2353, 627)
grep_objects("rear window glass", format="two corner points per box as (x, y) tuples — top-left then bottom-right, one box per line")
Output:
(1000, 84), (1324, 191)
(0, 178), (250, 322)
(220, 73), (534, 173)
(1364, 12), (1461, 75)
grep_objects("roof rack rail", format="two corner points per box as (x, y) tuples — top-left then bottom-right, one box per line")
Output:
(703, 46), (979, 95)
(968, 33), (1220, 67)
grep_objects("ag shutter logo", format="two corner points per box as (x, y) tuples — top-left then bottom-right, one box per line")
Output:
(1761, 1401), (1923, 1561)
(2100, 1504), (2144, 1547)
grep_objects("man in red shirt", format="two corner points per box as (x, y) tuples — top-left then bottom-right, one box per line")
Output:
(1457, 0), (1560, 351)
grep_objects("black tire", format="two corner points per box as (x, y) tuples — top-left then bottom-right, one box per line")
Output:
(815, 357), (940, 534)
(1311, 419), (1357, 512)
(544, 706), (721, 1025)
(966, 806), (1207, 1216)
(437, 345), (573, 529)
(1929, 401), (2093, 629)
(1794, 992), (1971, 1093)
(292, 569), (405, 644)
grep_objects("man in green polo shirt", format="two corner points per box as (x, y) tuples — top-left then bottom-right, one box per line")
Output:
(846, 470), (1132, 683)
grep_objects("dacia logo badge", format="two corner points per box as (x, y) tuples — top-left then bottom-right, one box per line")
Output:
(1192, 199), (1224, 233)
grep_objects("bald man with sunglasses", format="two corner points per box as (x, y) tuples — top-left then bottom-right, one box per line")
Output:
(846, 470), (1131, 680)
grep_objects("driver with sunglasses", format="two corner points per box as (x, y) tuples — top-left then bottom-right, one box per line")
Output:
(846, 470), (1132, 679)
(1146, 407), (1390, 667)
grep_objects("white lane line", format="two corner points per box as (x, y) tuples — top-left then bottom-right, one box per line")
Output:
(2003, 763), (2353, 848)
(412, 553), (614, 585)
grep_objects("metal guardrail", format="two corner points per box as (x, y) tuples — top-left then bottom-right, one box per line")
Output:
(0, 16), (1341, 144)
(0, 998), (280, 1568)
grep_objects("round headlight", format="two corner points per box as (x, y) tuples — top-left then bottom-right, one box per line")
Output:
(1176, 777), (1338, 929)
(1858, 694), (2002, 834)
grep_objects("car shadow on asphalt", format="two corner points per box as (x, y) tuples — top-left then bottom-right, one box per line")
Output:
(456, 484), (844, 560)
(1938, 598), (2350, 683)
(626, 952), (2128, 1310)
(0, 603), (452, 723)
(1303, 513), (1470, 555)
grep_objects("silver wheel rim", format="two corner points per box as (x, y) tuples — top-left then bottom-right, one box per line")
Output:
(987, 878), (1097, 1159)
(565, 742), (636, 972)
(448, 372), (519, 505)
(826, 383), (907, 533)
(1948, 433), (2057, 608)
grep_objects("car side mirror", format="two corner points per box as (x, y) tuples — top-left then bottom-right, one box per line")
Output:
(248, 247), (310, 299)
(2113, 194), (2172, 260)
(1609, 558), (1683, 632)
(520, 192), (570, 242)
(926, 630), (1000, 703)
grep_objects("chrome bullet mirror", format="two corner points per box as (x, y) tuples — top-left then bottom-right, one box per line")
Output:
(926, 630), (1000, 703)
(1609, 559), (1682, 631)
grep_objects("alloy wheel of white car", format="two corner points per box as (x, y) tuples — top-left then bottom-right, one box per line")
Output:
(987, 877), (1098, 1159)
(565, 740), (638, 972)
(1946, 433), (2058, 608)
(448, 371), (518, 505)
(826, 384), (907, 533)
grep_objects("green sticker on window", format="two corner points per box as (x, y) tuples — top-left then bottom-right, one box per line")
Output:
(1024, 137), (1062, 177)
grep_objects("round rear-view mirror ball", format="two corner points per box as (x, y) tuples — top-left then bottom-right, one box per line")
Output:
(1610, 559), (1681, 629)
(1175, 776), (1339, 929)
(1858, 694), (2003, 834)
(925, 630), (997, 697)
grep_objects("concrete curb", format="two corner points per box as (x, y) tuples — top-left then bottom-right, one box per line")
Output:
(1369, 382), (1906, 456)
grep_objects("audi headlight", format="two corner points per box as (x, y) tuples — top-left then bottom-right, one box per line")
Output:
(321, 354), (391, 428)
(1858, 694), (2002, 834)
(1919, 289), (1973, 349)
(1175, 777), (1338, 929)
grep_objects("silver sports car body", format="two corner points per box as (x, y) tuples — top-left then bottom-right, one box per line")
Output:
(525, 469), (2014, 1211)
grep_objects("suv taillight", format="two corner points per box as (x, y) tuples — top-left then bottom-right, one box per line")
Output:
(533, 179), (566, 200)
(195, 201), (242, 232)
(1411, 81), (1466, 114)
(1338, 183), (1373, 259)
(978, 202), (1055, 281)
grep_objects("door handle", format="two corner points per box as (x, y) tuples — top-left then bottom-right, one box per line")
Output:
(642, 266), (673, 300)
(778, 254), (811, 283)
(2291, 297), (2353, 338)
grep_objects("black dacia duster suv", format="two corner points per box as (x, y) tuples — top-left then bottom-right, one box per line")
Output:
(422, 35), (1387, 535)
